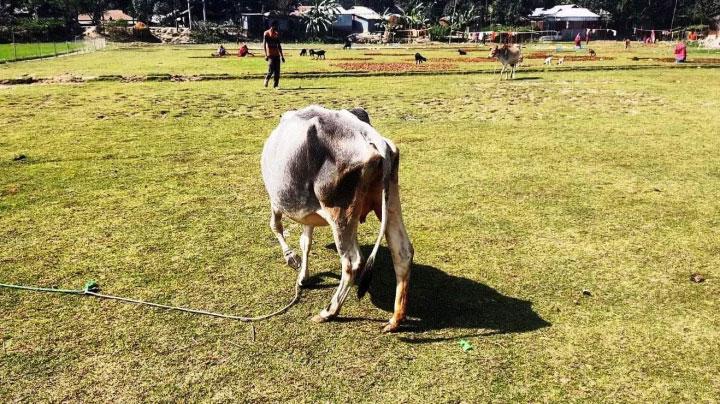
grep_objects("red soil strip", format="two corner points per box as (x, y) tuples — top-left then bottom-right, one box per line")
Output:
(406, 57), (495, 63)
(525, 53), (614, 61)
(527, 52), (551, 58)
(363, 52), (413, 56)
(636, 57), (720, 63)
(331, 62), (458, 72)
(331, 57), (374, 61)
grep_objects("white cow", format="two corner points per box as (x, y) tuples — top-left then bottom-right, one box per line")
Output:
(261, 105), (414, 332)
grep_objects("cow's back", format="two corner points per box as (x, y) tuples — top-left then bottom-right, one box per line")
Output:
(261, 106), (385, 219)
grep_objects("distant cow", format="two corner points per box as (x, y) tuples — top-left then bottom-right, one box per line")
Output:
(343, 39), (352, 49)
(261, 105), (414, 333)
(415, 52), (427, 64)
(300, 48), (307, 56)
(489, 44), (522, 80)
(458, 49), (467, 55)
(588, 48), (596, 57)
(313, 50), (326, 59)
(543, 56), (553, 65)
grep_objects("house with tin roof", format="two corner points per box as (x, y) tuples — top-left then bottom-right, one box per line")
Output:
(529, 4), (601, 40)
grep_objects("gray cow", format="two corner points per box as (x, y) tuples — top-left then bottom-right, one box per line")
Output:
(261, 105), (413, 332)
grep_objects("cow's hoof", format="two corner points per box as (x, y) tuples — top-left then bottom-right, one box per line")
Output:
(311, 314), (330, 323)
(284, 251), (301, 270)
(382, 321), (400, 333)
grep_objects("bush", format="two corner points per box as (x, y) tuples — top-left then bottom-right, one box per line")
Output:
(428, 24), (450, 40)
(104, 27), (133, 42)
(189, 22), (224, 43)
(0, 18), (69, 43)
(104, 19), (130, 29)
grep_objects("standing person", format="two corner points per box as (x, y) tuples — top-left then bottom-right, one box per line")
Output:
(674, 39), (687, 63)
(625, 38), (631, 49)
(574, 32), (582, 49)
(263, 20), (285, 88)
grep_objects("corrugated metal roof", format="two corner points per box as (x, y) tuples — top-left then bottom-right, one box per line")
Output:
(346, 6), (382, 20)
(530, 4), (599, 20)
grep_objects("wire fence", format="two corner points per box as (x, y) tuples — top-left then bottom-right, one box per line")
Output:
(0, 34), (107, 63)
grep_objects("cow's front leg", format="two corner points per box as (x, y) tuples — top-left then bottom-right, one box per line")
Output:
(297, 225), (313, 287)
(311, 219), (360, 323)
(270, 208), (300, 270)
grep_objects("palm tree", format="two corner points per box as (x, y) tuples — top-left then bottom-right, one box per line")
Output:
(300, 0), (338, 40)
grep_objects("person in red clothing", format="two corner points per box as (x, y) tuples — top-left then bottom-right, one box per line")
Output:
(238, 43), (253, 57)
(574, 32), (582, 49)
(674, 39), (687, 63)
(263, 20), (285, 88)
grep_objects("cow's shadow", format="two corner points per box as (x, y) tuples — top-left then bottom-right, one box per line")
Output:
(322, 244), (550, 342)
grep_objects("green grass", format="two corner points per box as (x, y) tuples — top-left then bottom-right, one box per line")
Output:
(0, 42), (85, 62)
(1, 40), (719, 79)
(1, 45), (719, 401)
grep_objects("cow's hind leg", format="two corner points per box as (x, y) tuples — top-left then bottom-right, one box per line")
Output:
(311, 219), (361, 323)
(270, 208), (301, 270)
(382, 178), (414, 333)
(297, 225), (314, 286)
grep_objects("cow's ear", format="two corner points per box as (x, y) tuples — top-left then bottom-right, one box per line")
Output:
(348, 108), (371, 125)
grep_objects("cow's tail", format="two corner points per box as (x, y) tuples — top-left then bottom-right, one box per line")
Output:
(357, 143), (392, 299)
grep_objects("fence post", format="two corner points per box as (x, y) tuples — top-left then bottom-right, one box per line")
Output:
(53, 41), (58, 56)
(37, 40), (41, 58)
(12, 30), (17, 61)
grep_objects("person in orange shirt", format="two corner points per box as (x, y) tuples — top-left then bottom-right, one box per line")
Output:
(263, 20), (285, 88)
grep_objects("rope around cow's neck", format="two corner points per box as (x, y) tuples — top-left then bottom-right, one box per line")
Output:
(0, 279), (301, 322)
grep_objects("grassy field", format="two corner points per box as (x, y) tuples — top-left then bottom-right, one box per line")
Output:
(0, 42), (85, 62)
(1, 44), (720, 401)
(2, 40), (720, 80)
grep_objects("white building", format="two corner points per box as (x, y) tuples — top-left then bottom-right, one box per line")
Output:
(529, 4), (601, 40)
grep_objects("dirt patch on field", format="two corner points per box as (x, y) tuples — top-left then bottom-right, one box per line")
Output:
(332, 62), (458, 72)
(331, 57), (374, 61)
(526, 52), (614, 61)
(363, 52), (412, 56)
(633, 57), (720, 63)
(406, 57), (495, 63)
(526, 52), (551, 59)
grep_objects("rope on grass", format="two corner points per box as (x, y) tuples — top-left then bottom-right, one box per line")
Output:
(0, 280), (301, 322)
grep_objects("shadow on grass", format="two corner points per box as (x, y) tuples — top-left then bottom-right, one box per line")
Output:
(276, 87), (338, 91)
(302, 271), (340, 290)
(510, 76), (542, 81)
(322, 244), (550, 342)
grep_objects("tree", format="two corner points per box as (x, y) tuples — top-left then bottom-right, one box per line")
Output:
(300, 0), (338, 39)
(451, 3), (481, 30)
(131, 0), (153, 23)
(403, 1), (431, 29)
